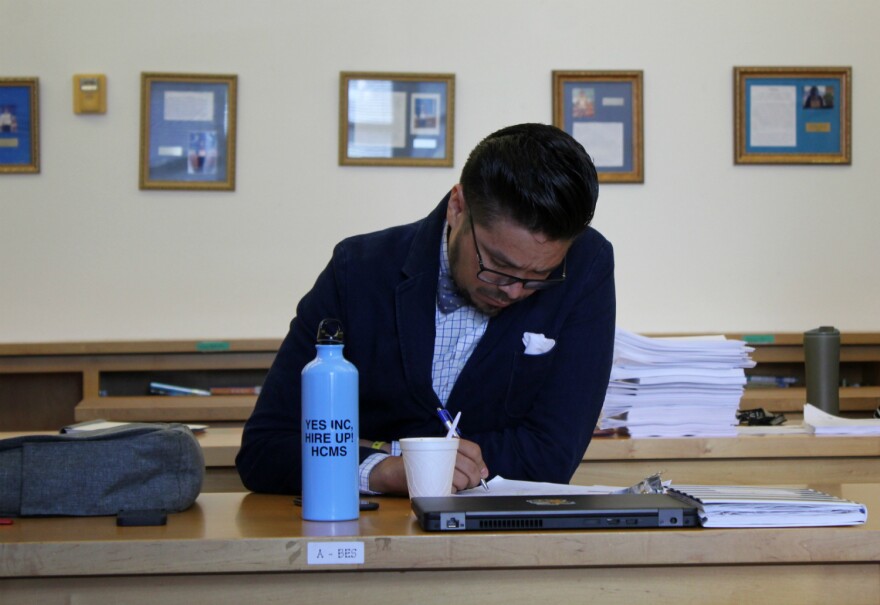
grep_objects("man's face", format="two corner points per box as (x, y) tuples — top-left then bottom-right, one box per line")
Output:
(446, 185), (570, 317)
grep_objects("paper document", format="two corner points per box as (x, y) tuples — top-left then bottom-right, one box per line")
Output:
(803, 404), (880, 436)
(61, 420), (208, 433)
(669, 484), (867, 528)
(457, 476), (624, 497)
(737, 423), (810, 436)
(601, 328), (755, 438)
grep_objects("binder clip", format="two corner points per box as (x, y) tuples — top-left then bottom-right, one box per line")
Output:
(737, 408), (786, 426)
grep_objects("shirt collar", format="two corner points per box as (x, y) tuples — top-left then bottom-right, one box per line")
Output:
(439, 220), (452, 277)
(437, 221), (469, 313)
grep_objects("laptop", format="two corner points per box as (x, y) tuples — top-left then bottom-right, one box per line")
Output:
(411, 493), (699, 531)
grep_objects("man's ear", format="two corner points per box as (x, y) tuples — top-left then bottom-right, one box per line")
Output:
(447, 184), (467, 227)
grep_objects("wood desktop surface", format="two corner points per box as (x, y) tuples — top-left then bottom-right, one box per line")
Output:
(6, 427), (880, 489)
(11, 426), (880, 462)
(577, 431), (880, 485)
(2, 486), (880, 604)
(199, 428), (880, 485)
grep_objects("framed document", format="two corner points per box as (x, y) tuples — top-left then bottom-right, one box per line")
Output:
(552, 70), (643, 183)
(340, 72), (454, 167)
(0, 77), (39, 174)
(734, 66), (851, 165)
(139, 73), (238, 190)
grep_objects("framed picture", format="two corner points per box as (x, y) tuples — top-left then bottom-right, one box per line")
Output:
(139, 73), (238, 190)
(734, 66), (851, 165)
(339, 72), (454, 167)
(0, 77), (39, 174)
(552, 70), (643, 183)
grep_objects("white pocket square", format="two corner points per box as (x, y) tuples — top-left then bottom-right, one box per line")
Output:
(522, 332), (555, 355)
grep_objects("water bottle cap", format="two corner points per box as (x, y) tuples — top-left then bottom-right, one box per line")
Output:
(317, 318), (345, 344)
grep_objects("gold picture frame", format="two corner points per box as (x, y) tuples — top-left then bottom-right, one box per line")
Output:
(552, 70), (643, 183)
(734, 66), (851, 165)
(139, 72), (238, 190)
(0, 77), (40, 174)
(339, 72), (454, 167)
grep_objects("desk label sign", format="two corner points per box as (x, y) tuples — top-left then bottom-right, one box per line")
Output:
(307, 541), (365, 565)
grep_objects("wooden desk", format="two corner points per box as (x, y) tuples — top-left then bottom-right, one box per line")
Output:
(6, 427), (880, 492)
(3, 333), (879, 431)
(576, 432), (880, 485)
(198, 428), (880, 488)
(0, 339), (278, 430)
(2, 486), (879, 604)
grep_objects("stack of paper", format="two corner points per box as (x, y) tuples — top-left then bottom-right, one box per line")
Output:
(599, 328), (755, 438)
(668, 484), (868, 527)
(803, 403), (880, 436)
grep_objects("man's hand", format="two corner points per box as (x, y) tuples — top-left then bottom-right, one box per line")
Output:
(368, 455), (408, 494)
(452, 438), (489, 492)
(367, 438), (489, 494)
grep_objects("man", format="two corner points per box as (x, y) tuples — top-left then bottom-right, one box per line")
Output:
(237, 123), (615, 495)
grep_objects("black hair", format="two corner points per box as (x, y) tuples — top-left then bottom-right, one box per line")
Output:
(459, 123), (599, 240)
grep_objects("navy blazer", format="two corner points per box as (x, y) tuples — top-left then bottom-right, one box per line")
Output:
(236, 195), (616, 494)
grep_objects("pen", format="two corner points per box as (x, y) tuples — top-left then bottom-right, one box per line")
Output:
(436, 407), (490, 491)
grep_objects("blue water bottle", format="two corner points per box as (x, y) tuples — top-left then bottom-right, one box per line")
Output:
(301, 318), (359, 521)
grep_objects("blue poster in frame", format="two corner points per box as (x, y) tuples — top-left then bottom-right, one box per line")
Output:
(139, 73), (238, 190)
(340, 72), (455, 167)
(553, 71), (644, 183)
(735, 67), (851, 164)
(0, 78), (39, 174)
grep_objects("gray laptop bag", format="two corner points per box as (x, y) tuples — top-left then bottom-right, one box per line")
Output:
(0, 423), (204, 517)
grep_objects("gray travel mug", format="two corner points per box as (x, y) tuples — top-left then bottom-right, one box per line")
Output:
(804, 326), (840, 415)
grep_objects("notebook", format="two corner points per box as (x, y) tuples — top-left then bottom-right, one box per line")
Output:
(411, 493), (699, 531)
(668, 485), (868, 527)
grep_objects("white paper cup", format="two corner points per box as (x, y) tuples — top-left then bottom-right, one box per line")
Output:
(399, 437), (460, 498)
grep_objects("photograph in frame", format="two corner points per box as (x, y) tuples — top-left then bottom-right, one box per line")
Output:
(552, 70), (643, 183)
(139, 73), (237, 190)
(734, 66), (851, 165)
(340, 72), (454, 167)
(0, 77), (39, 174)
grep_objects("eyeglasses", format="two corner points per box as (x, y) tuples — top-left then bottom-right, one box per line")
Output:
(468, 213), (566, 290)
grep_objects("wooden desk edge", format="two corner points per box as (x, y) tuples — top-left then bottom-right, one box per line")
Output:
(195, 428), (880, 464)
(2, 491), (879, 578)
(5, 428), (880, 468)
(3, 332), (879, 357)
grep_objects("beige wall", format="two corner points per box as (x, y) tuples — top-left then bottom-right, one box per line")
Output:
(1, 0), (878, 342)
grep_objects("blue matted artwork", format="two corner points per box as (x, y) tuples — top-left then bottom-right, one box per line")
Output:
(139, 73), (237, 190)
(553, 71), (643, 183)
(735, 67), (851, 165)
(744, 77), (842, 154)
(0, 79), (39, 173)
(340, 72), (455, 167)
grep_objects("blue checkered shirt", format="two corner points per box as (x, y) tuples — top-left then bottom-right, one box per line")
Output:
(359, 222), (489, 493)
(432, 223), (490, 405)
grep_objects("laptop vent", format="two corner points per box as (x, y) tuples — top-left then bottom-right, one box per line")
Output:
(478, 518), (544, 530)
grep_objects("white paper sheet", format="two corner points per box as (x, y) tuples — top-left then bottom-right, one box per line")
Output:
(804, 404), (880, 435)
(670, 484), (867, 527)
(749, 85), (797, 147)
(572, 121), (624, 168)
(456, 476), (624, 497)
